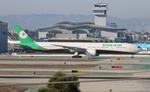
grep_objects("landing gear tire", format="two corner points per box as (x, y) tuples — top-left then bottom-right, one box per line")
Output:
(72, 52), (82, 58)
(72, 55), (82, 58)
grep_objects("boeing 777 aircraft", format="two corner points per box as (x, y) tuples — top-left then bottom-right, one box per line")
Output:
(13, 25), (141, 58)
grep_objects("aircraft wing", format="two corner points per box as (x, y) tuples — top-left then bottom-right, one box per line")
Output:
(51, 44), (86, 53)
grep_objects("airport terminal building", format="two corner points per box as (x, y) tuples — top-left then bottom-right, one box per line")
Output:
(37, 21), (126, 41)
(37, 3), (127, 42)
(0, 21), (8, 53)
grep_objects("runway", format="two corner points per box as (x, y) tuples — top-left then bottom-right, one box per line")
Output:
(0, 54), (150, 92)
(1, 54), (150, 61)
(0, 55), (150, 78)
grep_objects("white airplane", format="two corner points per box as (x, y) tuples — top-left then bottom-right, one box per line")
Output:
(10, 25), (141, 58)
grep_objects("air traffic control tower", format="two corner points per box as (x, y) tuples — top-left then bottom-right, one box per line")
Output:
(93, 3), (108, 27)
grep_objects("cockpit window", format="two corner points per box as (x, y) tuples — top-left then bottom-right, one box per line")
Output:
(137, 46), (141, 48)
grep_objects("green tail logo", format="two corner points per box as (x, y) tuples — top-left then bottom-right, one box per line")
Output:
(15, 25), (34, 44)
(15, 25), (46, 50)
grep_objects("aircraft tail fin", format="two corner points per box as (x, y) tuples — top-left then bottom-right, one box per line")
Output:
(15, 25), (34, 44)
(15, 25), (46, 50)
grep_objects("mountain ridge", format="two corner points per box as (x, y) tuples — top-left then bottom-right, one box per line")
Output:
(0, 14), (150, 32)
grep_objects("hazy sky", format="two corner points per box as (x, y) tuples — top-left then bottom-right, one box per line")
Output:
(0, 0), (150, 19)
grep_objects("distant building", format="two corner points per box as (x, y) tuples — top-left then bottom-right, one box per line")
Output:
(132, 33), (140, 42)
(0, 21), (8, 53)
(130, 32), (150, 43)
(36, 2), (127, 42)
(108, 23), (118, 28)
(37, 21), (126, 41)
(55, 30), (76, 40)
(125, 33), (133, 43)
(101, 30), (117, 41)
(37, 28), (49, 40)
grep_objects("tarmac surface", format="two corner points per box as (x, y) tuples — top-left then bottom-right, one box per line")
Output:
(0, 55), (150, 78)
(0, 54), (150, 92)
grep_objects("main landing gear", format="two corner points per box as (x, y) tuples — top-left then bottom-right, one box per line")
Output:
(72, 52), (82, 58)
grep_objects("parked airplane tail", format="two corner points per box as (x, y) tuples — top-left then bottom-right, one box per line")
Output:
(15, 25), (34, 44)
(15, 25), (46, 50)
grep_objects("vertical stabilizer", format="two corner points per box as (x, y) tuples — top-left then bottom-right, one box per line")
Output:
(15, 25), (45, 50)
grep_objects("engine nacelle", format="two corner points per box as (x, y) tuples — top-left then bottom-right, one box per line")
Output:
(86, 49), (98, 57)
